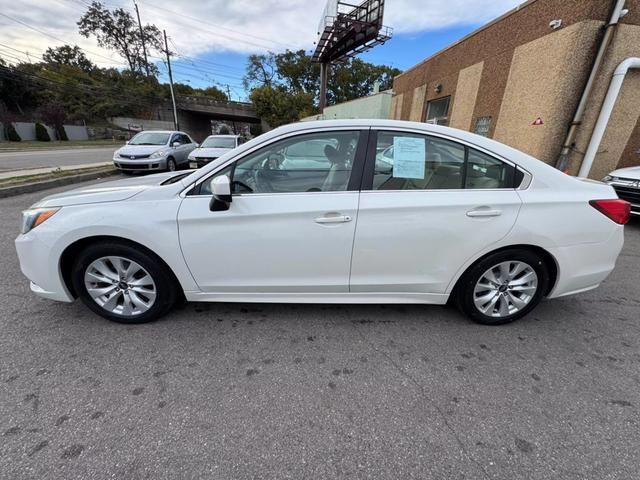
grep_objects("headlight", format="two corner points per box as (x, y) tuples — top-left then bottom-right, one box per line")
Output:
(602, 175), (613, 182)
(21, 207), (61, 234)
(150, 149), (167, 159)
(188, 153), (195, 160)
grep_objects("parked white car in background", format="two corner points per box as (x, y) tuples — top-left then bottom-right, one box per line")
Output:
(603, 166), (640, 217)
(188, 134), (244, 169)
(113, 130), (197, 172)
(16, 120), (629, 325)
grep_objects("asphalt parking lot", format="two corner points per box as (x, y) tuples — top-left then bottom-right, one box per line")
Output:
(1, 181), (639, 480)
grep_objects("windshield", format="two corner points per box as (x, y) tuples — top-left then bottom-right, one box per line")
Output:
(201, 137), (236, 149)
(129, 132), (170, 146)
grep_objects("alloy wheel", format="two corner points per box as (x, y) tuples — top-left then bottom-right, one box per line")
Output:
(473, 261), (538, 318)
(84, 256), (157, 317)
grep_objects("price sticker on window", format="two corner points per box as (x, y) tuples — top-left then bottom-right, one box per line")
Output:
(393, 136), (426, 179)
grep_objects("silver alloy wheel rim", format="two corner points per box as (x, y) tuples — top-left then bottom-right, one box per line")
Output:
(168, 159), (176, 171)
(84, 256), (157, 317)
(473, 261), (538, 318)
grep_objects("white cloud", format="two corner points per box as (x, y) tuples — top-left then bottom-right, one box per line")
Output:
(384, 0), (523, 33)
(0, 0), (524, 67)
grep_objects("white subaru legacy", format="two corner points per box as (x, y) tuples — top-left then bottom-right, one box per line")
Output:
(15, 120), (630, 325)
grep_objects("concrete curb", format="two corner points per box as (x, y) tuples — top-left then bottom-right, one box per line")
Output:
(0, 168), (119, 199)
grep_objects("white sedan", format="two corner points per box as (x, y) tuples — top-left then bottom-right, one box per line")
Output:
(15, 120), (630, 325)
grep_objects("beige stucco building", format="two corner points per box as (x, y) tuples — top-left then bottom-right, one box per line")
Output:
(391, 0), (640, 179)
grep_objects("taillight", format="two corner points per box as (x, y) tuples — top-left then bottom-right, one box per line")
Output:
(589, 199), (631, 225)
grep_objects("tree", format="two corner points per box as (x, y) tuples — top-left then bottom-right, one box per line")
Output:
(43, 45), (95, 72)
(200, 86), (227, 102)
(78, 1), (162, 75)
(35, 122), (51, 141)
(327, 58), (400, 104)
(1, 108), (21, 142)
(250, 85), (315, 128)
(41, 104), (68, 140)
(244, 49), (401, 107)
(274, 50), (320, 95)
(243, 53), (276, 90)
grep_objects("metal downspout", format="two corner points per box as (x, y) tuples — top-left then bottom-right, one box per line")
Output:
(577, 57), (640, 178)
(555, 0), (627, 172)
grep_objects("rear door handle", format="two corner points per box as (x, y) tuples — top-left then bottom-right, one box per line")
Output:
(466, 209), (502, 218)
(315, 214), (352, 224)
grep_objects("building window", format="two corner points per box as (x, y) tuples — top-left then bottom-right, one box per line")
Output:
(425, 96), (450, 126)
(474, 116), (492, 137)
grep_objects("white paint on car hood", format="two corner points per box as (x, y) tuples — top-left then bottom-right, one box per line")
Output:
(32, 171), (185, 208)
(609, 166), (640, 181)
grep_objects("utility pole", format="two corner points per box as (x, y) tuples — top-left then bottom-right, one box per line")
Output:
(226, 85), (232, 102)
(163, 29), (179, 130)
(133, 1), (150, 77)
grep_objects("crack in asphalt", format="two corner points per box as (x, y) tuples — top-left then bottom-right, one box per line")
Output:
(351, 321), (491, 480)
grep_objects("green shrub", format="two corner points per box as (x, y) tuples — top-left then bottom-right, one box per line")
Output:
(6, 123), (21, 142)
(57, 125), (69, 141)
(35, 122), (51, 141)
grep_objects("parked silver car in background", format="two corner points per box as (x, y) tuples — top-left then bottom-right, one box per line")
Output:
(113, 130), (197, 172)
(604, 165), (640, 217)
(188, 134), (245, 169)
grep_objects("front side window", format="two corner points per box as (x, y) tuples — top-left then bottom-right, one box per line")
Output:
(370, 131), (516, 190)
(201, 131), (360, 195)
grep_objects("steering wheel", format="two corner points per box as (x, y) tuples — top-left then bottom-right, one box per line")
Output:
(253, 153), (284, 192)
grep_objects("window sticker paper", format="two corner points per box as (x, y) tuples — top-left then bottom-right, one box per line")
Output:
(393, 136), (426, 179)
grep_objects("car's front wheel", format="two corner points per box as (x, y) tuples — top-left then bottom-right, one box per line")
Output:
(71, 241), (177, 323)
(166, 157), (177, 172)
(455, 249), (549, 325)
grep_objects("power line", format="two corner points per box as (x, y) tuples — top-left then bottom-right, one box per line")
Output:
(0, 67), (167, 110)
(0, 12), (127, 67)
(136, 0), (293, 50)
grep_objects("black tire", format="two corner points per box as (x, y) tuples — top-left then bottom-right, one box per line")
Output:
(455, 248), (549, 326)
(166, 157), (177, 172)
(71, 241), (178, 324)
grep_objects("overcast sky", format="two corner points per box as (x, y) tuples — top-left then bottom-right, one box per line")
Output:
(0, 0), (523, 98)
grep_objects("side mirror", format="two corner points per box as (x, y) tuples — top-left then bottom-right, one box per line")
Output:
(209, 175), (232, 211)
(172, 141), (181, 148)
(125, 140), (129, 145)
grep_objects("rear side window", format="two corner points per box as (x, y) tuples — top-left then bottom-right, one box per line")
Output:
(466, 149), (514, 189)
(369, 131), (517, 190)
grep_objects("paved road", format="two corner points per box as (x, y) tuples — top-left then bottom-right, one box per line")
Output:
(0, 147), (116, 172)
(1, 182), (640, 479)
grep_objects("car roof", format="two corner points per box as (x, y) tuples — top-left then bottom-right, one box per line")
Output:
(134, 130), (187, 135)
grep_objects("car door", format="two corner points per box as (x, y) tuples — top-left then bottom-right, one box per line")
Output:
(350, 129), (523, 296)
(175, 134), (192, 165)
(177, 129), (368, 294)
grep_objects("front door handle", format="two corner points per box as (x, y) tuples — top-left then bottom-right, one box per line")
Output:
(466, 208), (502, 218)
(315, 214), (352, 224)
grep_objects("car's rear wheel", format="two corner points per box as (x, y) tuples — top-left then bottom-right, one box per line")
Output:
(71, 242), (177, 324)
(166, 157), (177, 172)
(455, 249), (549, 325)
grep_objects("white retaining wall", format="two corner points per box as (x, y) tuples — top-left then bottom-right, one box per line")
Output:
(0, 122), (89, 141)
